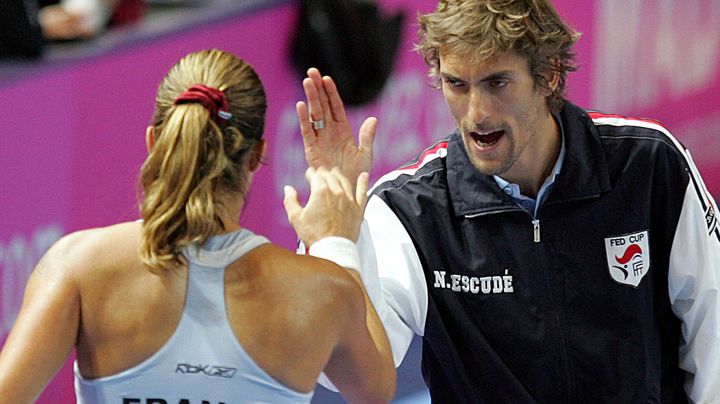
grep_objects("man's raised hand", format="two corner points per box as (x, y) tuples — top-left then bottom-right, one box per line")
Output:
(284, 167), (369, 248)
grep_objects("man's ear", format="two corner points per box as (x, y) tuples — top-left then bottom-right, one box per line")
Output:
(547, 71), (560, 94)
(145, 126), (156, 152)
(249, 139), (267, 172)
(544, 59), (561, 94)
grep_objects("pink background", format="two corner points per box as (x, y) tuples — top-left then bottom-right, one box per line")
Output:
(1, 0), (719, 401)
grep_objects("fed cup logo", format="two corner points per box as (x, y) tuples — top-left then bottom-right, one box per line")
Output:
(604, 230), (650, 288)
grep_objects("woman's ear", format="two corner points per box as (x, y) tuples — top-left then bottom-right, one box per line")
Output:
(145, 126), (156, 152)
(249, 139), (267, 172)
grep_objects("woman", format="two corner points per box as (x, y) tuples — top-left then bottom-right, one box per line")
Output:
(0, 49), (395, 403)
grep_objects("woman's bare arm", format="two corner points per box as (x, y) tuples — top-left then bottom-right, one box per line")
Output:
(0, 235), (82, 402)
(284, 167), (396, 403)
(324, 268), (396, 403)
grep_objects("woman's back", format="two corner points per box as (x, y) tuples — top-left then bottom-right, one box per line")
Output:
(0, 49), (394, 403)
(59, 221), (366, 402)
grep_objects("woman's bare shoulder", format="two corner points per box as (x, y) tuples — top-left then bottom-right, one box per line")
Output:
(247, 243), (359, 283)
(37, 221), (142, 280)
(240, 243), (364, 308)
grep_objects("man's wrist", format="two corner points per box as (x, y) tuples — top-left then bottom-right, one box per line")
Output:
(308, 236), (361, 272)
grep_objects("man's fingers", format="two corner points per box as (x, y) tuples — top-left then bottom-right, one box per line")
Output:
(307, 167), (334, 198)
(358, 117), (378, 155)
(304, 167), (318, 183)
(356, 172), (370, 208)
(283, 185), (302, 224)
(331, 167), (354, 198)
(321, 167), (346, 196)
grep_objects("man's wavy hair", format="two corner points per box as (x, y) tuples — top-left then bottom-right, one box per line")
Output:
(417, 0), (580, 112)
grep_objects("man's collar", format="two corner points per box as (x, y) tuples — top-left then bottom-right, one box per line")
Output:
(492, 110), (566, 201)
(446, 102), (611, 217)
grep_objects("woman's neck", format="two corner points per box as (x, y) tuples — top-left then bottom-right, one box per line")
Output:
(217, 194), (245, 234)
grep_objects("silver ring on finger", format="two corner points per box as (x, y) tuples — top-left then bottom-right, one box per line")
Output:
(310, 118), (325, 130)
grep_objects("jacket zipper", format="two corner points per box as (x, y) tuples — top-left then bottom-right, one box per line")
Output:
(467, 202), (577, 398)
(531, 210), (572, 400)
(465, 208), (542, 243)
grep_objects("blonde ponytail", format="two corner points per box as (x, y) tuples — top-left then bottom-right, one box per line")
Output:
(138, 50), (266, 271)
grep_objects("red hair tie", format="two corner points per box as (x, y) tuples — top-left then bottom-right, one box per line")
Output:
(174, 84), (231, 121)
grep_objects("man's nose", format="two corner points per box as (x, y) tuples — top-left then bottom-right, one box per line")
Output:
(468, 89), (491, 123)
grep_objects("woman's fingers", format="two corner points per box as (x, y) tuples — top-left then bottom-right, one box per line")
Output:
(323, 75), (348, 125)
(296, 101), (317, 144)
(307, 68), (333, 121)
(302, 77), (325, 124)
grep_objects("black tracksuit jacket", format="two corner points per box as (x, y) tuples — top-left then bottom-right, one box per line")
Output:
(355, 102), (719, 403)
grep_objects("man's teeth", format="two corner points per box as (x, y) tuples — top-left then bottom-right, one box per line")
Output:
(473, 130), (503, 146)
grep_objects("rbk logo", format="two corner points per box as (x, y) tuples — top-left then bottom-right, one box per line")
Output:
(175, 364), (237, 378)
(604, 230), (650, 288)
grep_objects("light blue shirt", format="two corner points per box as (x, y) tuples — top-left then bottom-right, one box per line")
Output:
(493, 116), (565, 219)
(75, 229), (313, 404)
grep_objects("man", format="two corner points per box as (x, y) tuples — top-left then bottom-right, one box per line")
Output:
(297, 0), (720, 402)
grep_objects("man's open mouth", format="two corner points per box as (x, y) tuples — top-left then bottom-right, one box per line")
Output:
(470, 130), (505, 147)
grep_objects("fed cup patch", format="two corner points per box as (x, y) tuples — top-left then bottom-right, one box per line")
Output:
(604, 230), (650, 288)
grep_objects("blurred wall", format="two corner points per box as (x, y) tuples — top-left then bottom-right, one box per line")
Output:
(0, 0), (718, 402)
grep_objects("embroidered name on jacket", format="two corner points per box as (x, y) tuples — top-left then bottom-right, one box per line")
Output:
(433, 270), (514, 294)
(604, 230), (650, 288)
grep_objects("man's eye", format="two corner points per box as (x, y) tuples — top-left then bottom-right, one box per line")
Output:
(444, 78), (464, 87)
(489, 79), (508, 88)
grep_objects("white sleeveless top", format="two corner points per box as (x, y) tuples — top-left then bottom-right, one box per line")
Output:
(74, 229), (314, 404)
